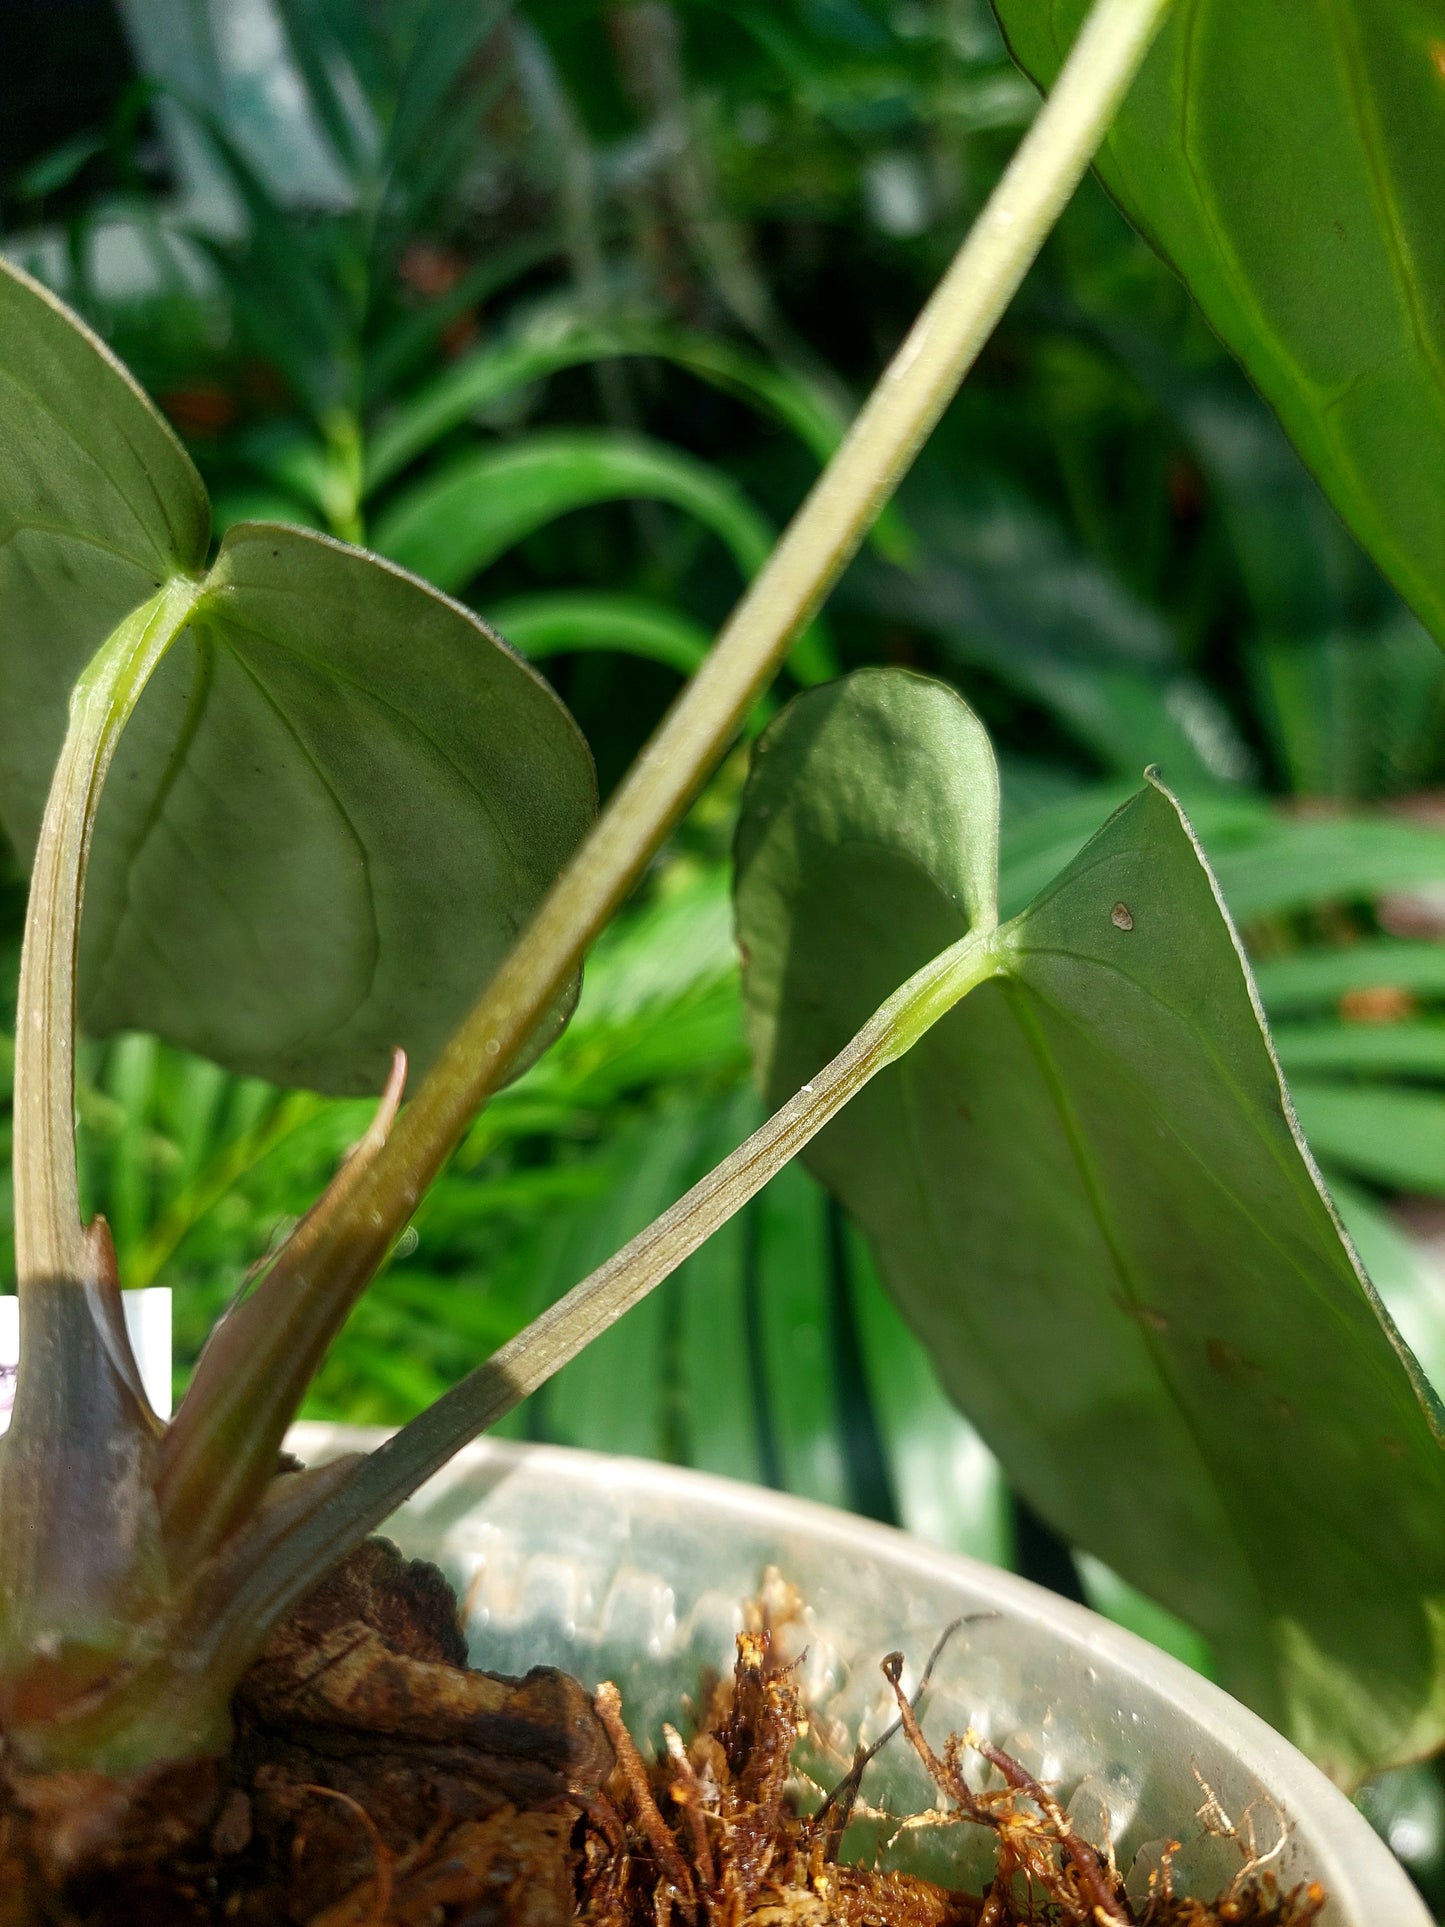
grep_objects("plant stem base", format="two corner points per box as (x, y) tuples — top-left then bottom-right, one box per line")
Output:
(0, 1539), (609, 1925)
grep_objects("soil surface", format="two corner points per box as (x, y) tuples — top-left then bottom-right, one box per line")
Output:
(0, 1541), (1329, 1926)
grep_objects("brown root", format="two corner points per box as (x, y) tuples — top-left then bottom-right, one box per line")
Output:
(0, 1562), (1330, 1927)
(576, 1634), (1329, 1927)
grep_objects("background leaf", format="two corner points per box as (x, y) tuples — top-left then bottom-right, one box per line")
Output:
(847, 471), (1247, 785)
(1256, 942), (1445, 1017)
(992, 0), (1445, 647)
(372, 427), (836, 684)
(374, 429), (776, 593)
(736, 668), (1445, 1784)
(487, 591), (714, 678)
(365, 312), (851, 492)
(1288, 1084), (1445, 1202)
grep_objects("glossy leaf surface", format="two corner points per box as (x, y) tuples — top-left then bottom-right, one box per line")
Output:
(0, 261), (596, 1094)
(993, 0), (1445, 647)
(736, 669), (1445, 1782)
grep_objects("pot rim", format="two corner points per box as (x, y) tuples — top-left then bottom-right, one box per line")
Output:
(289, 1422), (1428, 1925)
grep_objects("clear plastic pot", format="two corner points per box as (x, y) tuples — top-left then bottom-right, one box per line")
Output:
(290, 1425), (1426, 1925)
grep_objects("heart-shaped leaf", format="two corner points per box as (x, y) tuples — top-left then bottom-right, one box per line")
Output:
(0, 259), (595, 1094)
(992, 0), (1445, 648)
(736, 668), (1445, 1783)
(80, 526), (595, 1093)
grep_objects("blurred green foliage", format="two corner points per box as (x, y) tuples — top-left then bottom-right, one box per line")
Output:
(4, 0), (1445, 1892)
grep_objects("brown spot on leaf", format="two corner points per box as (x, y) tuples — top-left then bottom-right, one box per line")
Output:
(1115, 1294), (1169, 1333)
(1206, 1338), (1260, 1379)
(1110, 902), (1134, 932)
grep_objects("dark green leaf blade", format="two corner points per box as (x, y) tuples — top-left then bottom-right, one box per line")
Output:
(78, 526), (596, 1094)
(0, 259), (209, 863)
(992, 0), (1445, 647)
(736, 668), (1445, 1782)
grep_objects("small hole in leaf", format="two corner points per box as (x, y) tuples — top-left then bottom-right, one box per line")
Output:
(1110, 902), (1134, 932)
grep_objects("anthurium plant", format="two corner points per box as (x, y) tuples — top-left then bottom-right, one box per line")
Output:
(0, 0), (1439, 1852)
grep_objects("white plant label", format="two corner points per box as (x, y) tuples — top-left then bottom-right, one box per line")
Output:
(0, 1289), (172, 1434)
